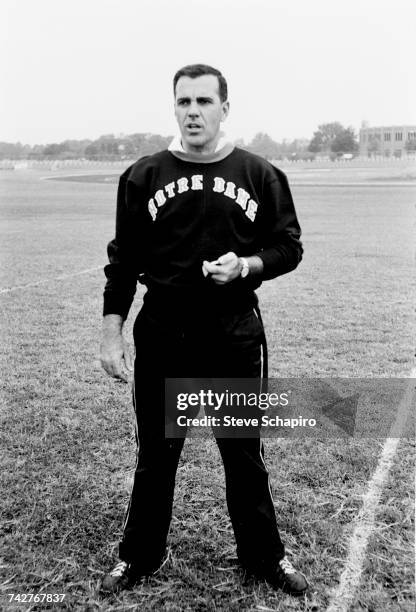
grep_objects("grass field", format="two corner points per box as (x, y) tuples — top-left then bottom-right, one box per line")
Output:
(0, 165), (415, 611)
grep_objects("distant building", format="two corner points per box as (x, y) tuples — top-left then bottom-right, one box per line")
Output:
(359, 123), (416, 157)
(13, 161), (29, 170)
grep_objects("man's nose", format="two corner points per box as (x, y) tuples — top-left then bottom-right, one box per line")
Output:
(187, 100), (200, 116)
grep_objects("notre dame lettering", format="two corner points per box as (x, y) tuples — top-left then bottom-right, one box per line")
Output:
(148, 175), (259, 222)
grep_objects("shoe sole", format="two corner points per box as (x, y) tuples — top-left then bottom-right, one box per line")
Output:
(280, 579), (309, 596)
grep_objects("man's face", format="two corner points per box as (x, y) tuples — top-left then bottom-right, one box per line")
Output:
(174, 74), (229, 154)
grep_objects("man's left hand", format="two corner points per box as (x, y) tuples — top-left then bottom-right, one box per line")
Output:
(202, 252), (241, 285)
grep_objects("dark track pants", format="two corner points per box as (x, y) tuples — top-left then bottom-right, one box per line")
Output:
(118, 302), (285, 574)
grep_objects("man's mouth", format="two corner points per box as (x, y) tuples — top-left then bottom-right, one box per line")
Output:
(186, 124), (202, 131)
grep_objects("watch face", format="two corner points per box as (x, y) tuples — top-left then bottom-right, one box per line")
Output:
(241, 259), (249, 278)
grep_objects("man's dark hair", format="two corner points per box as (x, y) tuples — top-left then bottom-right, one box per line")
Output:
(173, 64), (228, 102)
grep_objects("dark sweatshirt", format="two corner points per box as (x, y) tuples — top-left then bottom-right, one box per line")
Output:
(103, 146), (303, 319)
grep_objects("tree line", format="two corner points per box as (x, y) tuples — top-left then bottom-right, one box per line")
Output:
(0, 123), (362, 161)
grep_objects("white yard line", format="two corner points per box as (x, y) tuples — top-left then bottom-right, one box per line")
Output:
(0, 266), (103, 294)
(40, 172), (118, 181)
(40, 173), (93, 180)
(326, 370), (416, 612)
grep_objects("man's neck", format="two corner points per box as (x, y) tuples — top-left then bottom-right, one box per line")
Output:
(168, 133), (235, 163)
(181, 136), (221, 156)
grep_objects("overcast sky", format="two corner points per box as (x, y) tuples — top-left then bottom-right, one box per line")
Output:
(2, 0), (415, 145)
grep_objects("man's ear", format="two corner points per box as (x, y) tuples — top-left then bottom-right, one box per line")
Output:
(221, 100), (230, 122)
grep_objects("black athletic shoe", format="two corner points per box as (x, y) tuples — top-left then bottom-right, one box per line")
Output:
(100, 560), (142, 593)
(264, 556), (309, 596)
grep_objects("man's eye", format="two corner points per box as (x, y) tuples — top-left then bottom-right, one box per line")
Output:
(178, 100), (189, 106)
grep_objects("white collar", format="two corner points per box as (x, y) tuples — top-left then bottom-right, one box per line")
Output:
(168, 132), (230, 153)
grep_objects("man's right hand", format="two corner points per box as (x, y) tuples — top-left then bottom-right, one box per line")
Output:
(100, 314), (133, 382)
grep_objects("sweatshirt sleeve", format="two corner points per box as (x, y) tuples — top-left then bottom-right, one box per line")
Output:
(102, 172), (140, 320)
(255, 170), (303, 280)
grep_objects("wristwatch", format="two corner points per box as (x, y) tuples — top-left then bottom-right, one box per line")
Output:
(240, 257), (249, 278)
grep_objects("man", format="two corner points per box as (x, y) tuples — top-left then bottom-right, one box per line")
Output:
(100, 64), (308, 596)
